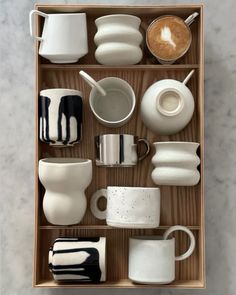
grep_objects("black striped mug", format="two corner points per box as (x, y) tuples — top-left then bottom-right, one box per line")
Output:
(39, 88), (83, 146)
(49, 237), (106, 283)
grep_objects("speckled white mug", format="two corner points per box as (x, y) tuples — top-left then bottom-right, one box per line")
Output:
(90, 187), (160, 228)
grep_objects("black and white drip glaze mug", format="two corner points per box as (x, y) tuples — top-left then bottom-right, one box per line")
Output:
(49, 237), (106, 283)
(39, 88), (83, 146)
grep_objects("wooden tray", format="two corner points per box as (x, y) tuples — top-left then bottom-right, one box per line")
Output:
(33, 4), (205, 288)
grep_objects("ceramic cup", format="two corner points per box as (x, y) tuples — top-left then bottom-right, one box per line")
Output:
(29, 10), (88, 63)
(152, 142), (200, 186)
(94, 14), (143, 65)
(49, 237), (106, 282)
(79, 71), (136, 127)
(146, 12), (198, 64)
(141, 70), (195, 135)
(90, 187), (160, 228)
(39, 158), (92, 225)
(129, 225), (195, 284)
(39, 88), (83, 146)
(95, 134), (150, 167)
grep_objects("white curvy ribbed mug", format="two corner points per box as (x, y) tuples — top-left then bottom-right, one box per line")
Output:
(152, 142), (200, 186)
(29, 10), (88, 63)
(129, 225), (196, 284)
(94, 14), (143, 65)
(39, 158), (92, 225)
(90, 187), (160, 228)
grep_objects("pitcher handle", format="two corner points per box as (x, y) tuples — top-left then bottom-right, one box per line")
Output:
(90, 189), (107, 220)
(163, 225), (196, 261)
(29, 10), (48, 41)
(184, 12), (199, 26)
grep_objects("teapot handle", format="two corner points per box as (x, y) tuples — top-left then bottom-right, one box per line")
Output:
(29, 10), (48, 41)
(182, 69), (195, 85)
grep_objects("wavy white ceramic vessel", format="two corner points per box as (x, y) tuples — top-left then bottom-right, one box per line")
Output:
(94, 14), (143, 65)
(39, 158), (92, 225)
(140, 71), (195, 135)
(151, 142), (200, 186)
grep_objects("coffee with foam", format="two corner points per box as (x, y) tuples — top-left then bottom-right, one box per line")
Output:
(147, 16), (191, 61)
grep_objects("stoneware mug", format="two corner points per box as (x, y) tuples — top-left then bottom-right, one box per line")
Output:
(79, 71), (136, 127)
(39, 88), (83, 146)
(29, 10), (88, 63)
(95, 134), (150, 167)
(39, 158), (92, 225)
(129, 225), (196, 284)
(90, 187), (160, 228)
(152, 142), (200, 186)
(49, 237), (106, 282)
(94, 14), (143, 65)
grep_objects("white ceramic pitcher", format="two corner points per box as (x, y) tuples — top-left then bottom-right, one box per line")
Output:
(29, 10), (88, 63)
(39, 158), (92, 225)
(94, 14), (143, 65)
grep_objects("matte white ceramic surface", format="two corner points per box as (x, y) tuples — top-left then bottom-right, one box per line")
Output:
(29, 11), (88, 63)
(94, 14), (143, 65)
(152, 142), (200, 186)
(140, 71), (195, 135)
(128, 225), (195, 284)
(80, 71), (136, 127)
(90, 187), (160, 228)
(39, 158), (92, 225)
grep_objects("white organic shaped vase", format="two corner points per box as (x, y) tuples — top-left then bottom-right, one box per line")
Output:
(39, 158), (92, 225)
(152, 142), (200, 186)
(94, 14), (143, 65)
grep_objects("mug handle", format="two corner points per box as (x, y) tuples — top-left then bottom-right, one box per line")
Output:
(163, 225), (196, 261)
(90, 189), (107, 220)
(137, 139), (150, 161)
(184, 12), (199, 26)
(29, 10), (48, 41)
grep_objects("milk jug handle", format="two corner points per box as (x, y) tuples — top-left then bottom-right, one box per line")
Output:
(29, 10), (48, 41)
(184, 12), (199, 26)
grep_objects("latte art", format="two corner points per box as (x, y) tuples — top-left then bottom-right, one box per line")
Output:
(147, 16), (191, 61)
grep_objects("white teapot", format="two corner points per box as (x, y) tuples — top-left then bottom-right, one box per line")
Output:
(140, 70), (195, 135)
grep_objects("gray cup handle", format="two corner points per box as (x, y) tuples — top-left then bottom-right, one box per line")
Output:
(137, 139), (150, 161)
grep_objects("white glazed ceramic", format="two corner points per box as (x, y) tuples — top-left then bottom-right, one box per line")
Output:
(94, 14), (143, 65)
(152, 142), (200, 186)
(90, 187), (160, 228)
(146, 12), (199, 64)
(49, 237), (106, 282)
(141, 70), (195, 135)
(29, 10), (88, 63)
(79, 71), (136, 127)
(39, 88), (83, 146)
(129, 225), (196, 284)
(39, 158), (92, 225)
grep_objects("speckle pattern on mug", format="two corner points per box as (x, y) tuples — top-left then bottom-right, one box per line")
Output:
(106, 187), (160, 228)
